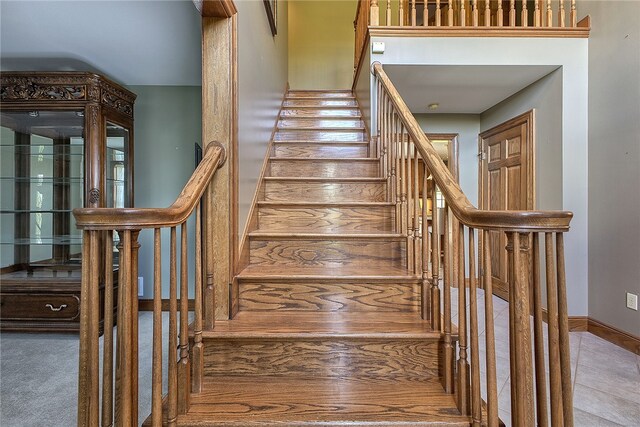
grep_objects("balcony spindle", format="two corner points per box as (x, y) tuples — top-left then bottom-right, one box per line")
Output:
(559, 0), (566, 27)
(442, 206), (453, 393)
(424, 0), (430, 26)
(102, 231), (114, 427)
(130, 231), (141, 425)
(570, 0), (577, 27)
(509, 0), (516, 26)
(484, 0), (490, 26)
(457, 222), (470, 414)
(370, 0), (380, 26)
(152, 229), (163, 426)
(386, 0), (392, 25)
(497, 0), (504, 26)
(460, 0), (467, 26)
(483, 230), (499, 427)
(448, 0), (454, 25)
(168, 227), (178, 427)
(534, 0), (541, 27)
(522, 0), (529, 27)
(435, 0), (441, 26)
(115, 230), (133, 426)
(399, 0), (405, 25)
(468, 229), (481, 426)
(532, 234), (549, 427)
(472, 0), (478, 26)
(546, 0), (553, 27)
(411, 0), (417, 25)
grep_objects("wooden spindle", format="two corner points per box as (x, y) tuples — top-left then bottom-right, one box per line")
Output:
(522, 0), (529, 27)
(442, 206), (454, 393)
(89, 232), (100, 425)
(115, 230), (133, 426)
(203, 189), (215, 330)
(435, 0), (442, 26)
(178, 222), (191, 414)
(413, 146), (420, 273)
(532, 234), (549, 427)
(510, 232), (535, 427)
(545, 233), (563, 426)
(130, 230), (141, 425)
(421, 166), (430, 320)
(168, 227), (178, 426)
(556, 233), (574, 426)
(448, 0), (454, 25)
(559, 0), (566, 27)
(406, 137), (414, 272)
(484, 0), (490, 26)
(192, 203), (204, 393)
(534, 0), (541, 27)
(102, 231), (114, 427)
(468, 228), (481, 426)
(497, 0), (504, 26)
(472, 0), (478, 26)
(457, 222), (469, 414)
(460, 0), (467, 27)
(509, 0), (515, 26)
(399, 0), (405, 25)
(430, 184), (440, 331)
(411, 0), (417, 25)
(483, 230), (499, 427)
(400, 125), (407, 236)
(370, 0), (380, 26)
(570, 0), (577, 27)
(546, 0), (553, 27)
(393, 115), (401, 232)
(386, 0), (392, 25)
(423, 0), (430, 26)
(152, 228), (163, 426)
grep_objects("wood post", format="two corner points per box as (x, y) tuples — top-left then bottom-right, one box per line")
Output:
(370, 0), (380, 26)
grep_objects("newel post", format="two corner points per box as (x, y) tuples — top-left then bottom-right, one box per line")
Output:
(506, 232), (535, 427)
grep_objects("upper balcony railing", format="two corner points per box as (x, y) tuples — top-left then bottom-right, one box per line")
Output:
(354, 0), (590, 77)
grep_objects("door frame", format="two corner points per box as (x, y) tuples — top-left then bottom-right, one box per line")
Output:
(478, 110), (535, 300)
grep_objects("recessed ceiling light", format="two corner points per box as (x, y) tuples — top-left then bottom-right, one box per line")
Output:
(428, 103), (439, 111)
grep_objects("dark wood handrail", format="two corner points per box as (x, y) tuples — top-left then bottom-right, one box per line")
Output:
(373, 62), (572, 232)
(73, 142), (226, 230)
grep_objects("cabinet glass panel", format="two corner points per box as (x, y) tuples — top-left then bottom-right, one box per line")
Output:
(106, 122), (129, 209)
(0, 110), (84, 269)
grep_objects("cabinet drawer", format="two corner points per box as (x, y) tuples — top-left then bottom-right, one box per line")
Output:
(0, 293), (80, 321)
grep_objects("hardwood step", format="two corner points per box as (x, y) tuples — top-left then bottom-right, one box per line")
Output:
(238, 281), (420, 312)
(274, 129), (365, 142)
(248, 233), (406, 269)
(280, 108), (361, 117)
(278, 118), (363, 128)
(269, 157), (380, 178)
(284, 99), (358, 107)
(273, 141), (369, 158)
(202, 312), (440, 380)
(175, 376), (469, 426)
(237, 264), (416, 281)
(287, 90), (354, 98)
(263, 177), (386, 202)
(257, 201), (394, 232)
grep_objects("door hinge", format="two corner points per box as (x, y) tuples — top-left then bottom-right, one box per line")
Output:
(478, 151), (486, 160)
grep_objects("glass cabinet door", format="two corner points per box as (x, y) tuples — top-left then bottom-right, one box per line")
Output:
(105, 122), (130, 209)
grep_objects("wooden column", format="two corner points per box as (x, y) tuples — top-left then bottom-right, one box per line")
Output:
(202, 13), (237, 321)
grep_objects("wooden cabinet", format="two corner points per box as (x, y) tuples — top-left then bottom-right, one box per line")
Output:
(0, 72), (135, 333)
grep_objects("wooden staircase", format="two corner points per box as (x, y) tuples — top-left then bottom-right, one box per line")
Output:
(174, 90), (468, 426)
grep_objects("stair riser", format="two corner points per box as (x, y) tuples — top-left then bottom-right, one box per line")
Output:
(275, 130), (365, 142)
(269, 160), (379, 178)
(249, 239), (405, 268)
(257, 206), (394, 233)
(203, 339), (439, 381)
(278, 118), (363, 129)
(273, 144), (368, 158)
(264, 181), (386, 202)
(284, 100), (357, 107)
(238, 282), (420, 312)
(281, 108), (361, 117)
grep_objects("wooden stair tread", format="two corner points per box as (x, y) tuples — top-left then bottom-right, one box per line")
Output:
(177, 376), (468, 426)
(201, 312), (440, 339)
(269, 156), (378, 162)
(237, 264), (418, 281)
(264, 177), (386, 182)
(257, 201), (394, 206)
(249, 232), (404, 239)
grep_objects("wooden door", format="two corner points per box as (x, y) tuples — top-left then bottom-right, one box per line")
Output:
(479, 110), (534, 300)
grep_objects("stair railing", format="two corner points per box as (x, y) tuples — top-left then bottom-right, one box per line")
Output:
(365, 0), (579, 28)
(373, 62), (574, 427)
(74, 142), (226, 427)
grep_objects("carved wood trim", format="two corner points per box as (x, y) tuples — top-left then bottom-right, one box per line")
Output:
(193, 0), (237, 18)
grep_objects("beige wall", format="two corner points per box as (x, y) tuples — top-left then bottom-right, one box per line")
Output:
(583, 1), (640, 336)
(237, 0), (289, 240)
(288, 0), (357, 90)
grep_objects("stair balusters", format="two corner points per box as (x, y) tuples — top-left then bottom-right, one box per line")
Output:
(373, 61), (575, 427)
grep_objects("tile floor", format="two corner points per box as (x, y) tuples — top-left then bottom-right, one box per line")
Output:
(1, 295), (639, 426)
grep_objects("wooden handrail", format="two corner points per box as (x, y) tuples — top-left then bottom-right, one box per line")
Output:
(74, 142), (226, 230)
(372, 62), (572, 232)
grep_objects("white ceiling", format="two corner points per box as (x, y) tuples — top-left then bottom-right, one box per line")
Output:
(0, 0), (202, 86)
(384, 64), (560, 114)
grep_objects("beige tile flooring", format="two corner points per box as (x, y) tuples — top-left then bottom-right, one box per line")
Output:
(450, 287), (640, 426)
(1, 297), (639, 426)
